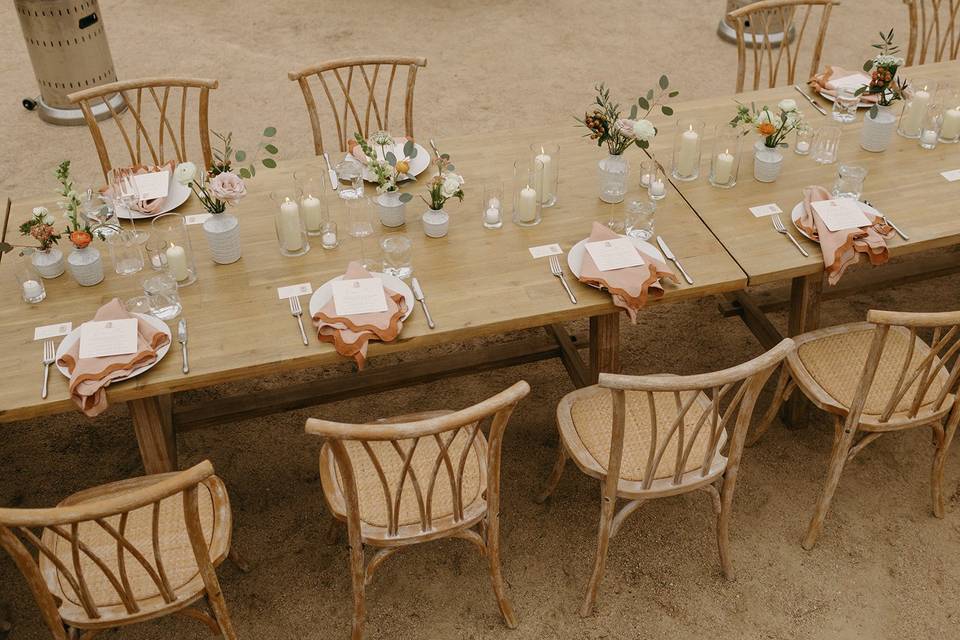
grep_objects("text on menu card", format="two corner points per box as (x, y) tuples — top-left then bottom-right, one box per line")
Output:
(585, 238), (646, 272)
(132, 170), (170, 200)
(811, 199), (872, 232)
(332, 278), (389, 316)
(78, 318), (139, 359)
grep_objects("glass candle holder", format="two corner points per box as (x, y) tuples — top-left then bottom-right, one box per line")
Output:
(321, 220), (339, 249)
(150, 213), (197, 286)
(709, 127), (740, 188)
(939, 87), (960, 143)
(513, 160), (542, 227)
(145, 234), (169, 271)
(293, 170), (329, 235)
(898, 82), (936, 138)
(795, 126), (813, 155)
(638, 159), (656, 188)
(671, 118), (704, 181)
(832, 88), (859, 123)
(14, 256), (46, 304)
(919, 105), (942, 150)
(482, 180), (504, 229)
(271, 188), (310, 257)
(530, 143), (559, 207)
(647, 163), (667, 201)
(812, 125), (841, 164)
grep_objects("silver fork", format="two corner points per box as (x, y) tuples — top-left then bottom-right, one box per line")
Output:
(289, 296), (309, 346)
(772, 214), (809, 257)
(549, 255), (577, 304)
(41, 339), (55, 399)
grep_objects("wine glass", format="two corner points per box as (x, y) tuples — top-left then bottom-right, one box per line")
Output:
(346, 197), (377, 271)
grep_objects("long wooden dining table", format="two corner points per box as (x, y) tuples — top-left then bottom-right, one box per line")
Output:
(2, 60), (958, 474)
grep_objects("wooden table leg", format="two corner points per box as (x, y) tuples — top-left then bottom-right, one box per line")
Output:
(783, 273), (823, 427)
(129, 394), (178, 473)
(589, 313), (621, 383)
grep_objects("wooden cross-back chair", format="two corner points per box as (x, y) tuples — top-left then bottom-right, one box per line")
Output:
(904, 0), (960, 65)
(0, 461), (236, 640)
(729, 0), (837, 92)
(288, 56), (427, 156)
(537, 340), (795, 617)
(753, 310), (960, 550)
(67, 77), (218, 182)
(305, 381), (529, 640)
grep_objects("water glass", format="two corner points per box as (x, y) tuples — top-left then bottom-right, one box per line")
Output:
(14, 257), (45, 304)
(671, 119), (704, 181)
(625, 198), (655, 240)
(346, 197), (377, 270)
(321, 220), (339, 249)
(708, 127), (740, 189)
(811, 125), (841, 164)
(482, 180), (504, 229)
(145, 234), (169, 270)
(335, 154), (364, 199)
(143, 272), (182, 320)
(919, 106), (942, 150)
(832, 88), (859, 123)
(106, 229), (145, 275)
(294, 170), (329, 235)
(381, 234), (413, 279)
(794, 127), (813, 155)
(123, 295), (153, 315)
(530, 143), (559, 207)
(79, 187), (117, 233)
(150, 213), (197, 285)
(832, 164), (868, 200)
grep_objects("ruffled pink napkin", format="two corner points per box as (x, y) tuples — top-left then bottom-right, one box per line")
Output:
(577, 222), (678, 324)
(312, 262), (408, 370)
(797, 186), (894, 285)
(102, 160), (176, 214)
(808, 66), (879, 103)
(57, 298), (170, 417)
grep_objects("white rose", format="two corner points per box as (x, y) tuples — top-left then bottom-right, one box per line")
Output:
(778, 99), (798, 113)
(208, 171), (247, 204)
(174, 162), (197, 185)
(632, 119), (657, 142)
(440, 173), (463, 198)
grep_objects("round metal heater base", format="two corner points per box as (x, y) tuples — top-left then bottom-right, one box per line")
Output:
(717, 18), (795, 47)
(33, 92), (125, 126)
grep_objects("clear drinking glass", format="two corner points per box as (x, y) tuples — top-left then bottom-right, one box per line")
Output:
(270, 188), (310, 257)
(79, 187), (118, 235)
(898, 82), (936, 138)
(346, 197), (377, 270)
(832, 164), (868, 200)
(530, 143), (559, 207)
(106, 229), (145, 275)
(638, 159), (656, 189)
(380, 234), (413, 279)
(625, 198), (655, 240)
(794, 126), (813, 155)
(811, 125), (841, 164)
(143, 272), (182, 320)
(919, 105), (942, 150)
(294, 170), (329, 235)
(482, 180), (504, 229)
(150, 213), (197, 285)
(14, 257), (45, 304)
(708, 127), (740, 189)
(107, 168), (142, 219)
(647, 163), (667, 201)
(145, 234), (169, 270)
(832, 88), (859, 123)
(124, 295), (153, 315)
(321, 220), (339, 249)
(513, 159), (542, 226)
(671, 119), (704, 181)
(335, 154), (364, 199)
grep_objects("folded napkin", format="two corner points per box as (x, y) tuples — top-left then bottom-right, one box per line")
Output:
(577, 222), (678, 324)
(102, 160), (177, 214)
(312, 262), (407, 369)
(348, 137), (414, 164)
(57, 298), (170, 417)
(798, 186), (894, 285)
(808, 66), (878, 103)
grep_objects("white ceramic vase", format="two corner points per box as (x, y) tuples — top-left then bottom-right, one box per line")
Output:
(597, 153), (629, 203)
(421, 208), (449, 238)
(377, 192), (407, 228)
(860, 106), (898, 153)
(202, 213), (241, 264)
(31, 247), (65, 279)
(753, 141), (784, 183)
(67, 246), (104, 286)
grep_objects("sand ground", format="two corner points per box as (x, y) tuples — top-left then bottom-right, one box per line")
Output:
(2, 1), (960, 639)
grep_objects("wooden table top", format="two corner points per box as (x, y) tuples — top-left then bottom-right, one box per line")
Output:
(644, 60), (960, 286)
(0, 125), (746, 423)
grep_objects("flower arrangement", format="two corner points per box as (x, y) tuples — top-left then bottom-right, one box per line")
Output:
(856, 29), (908, 119)
(19, 207), (60, 251)
(578, 77), (678, 155)
(730, 99), (804, 148)
(353, 131), (415, 202)
(56, 160), (96, 249)
(420, 145), (464, 211)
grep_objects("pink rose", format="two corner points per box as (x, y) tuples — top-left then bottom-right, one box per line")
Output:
(208, 171), (247, 204)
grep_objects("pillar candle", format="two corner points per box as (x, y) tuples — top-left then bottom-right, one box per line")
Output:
(301, 195), (323, 231)
(676, 126), (700, 177)
(516, 186), (538, 223)
(278, 198), (303, 252)
(713, 151), (734, 184)
(533, 152), (557, 203)
(900, 90), (931, 135)
(940, 108), (960, 140)
(165, 243), (189, 281)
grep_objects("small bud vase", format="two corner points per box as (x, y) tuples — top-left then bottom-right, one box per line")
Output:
(67, 245), (104, 286)
(421, 208), (449, 238)
(202, 213), (241, 264)
(30, 247), (65, 279)
(377, 191), (407, 228)
(753, 141), (784, 183)
(860, 105), (898, 152)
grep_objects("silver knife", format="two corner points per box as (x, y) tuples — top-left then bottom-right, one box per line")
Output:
(323, 152), (338, 190)
(411, 278), (436, 329)
(793, 84), (828, 116)
(656, 236), (694, 285)
(177, 318), (189, 374)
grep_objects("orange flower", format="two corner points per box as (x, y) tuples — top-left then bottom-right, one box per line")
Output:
(69, 230), (92, 249)
(757, 122), (776, 136)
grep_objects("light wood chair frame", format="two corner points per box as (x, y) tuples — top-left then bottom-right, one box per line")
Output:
(729, 0), (838, 92)
(0, 461), (236, 640)
(537, 340), (795, 617)
(904, 0), (960, 65)
(305, 380), (529, 640)
(67, 77), (219, 182)
(288, 56), (427, 156)
(753, 310), (960, 549)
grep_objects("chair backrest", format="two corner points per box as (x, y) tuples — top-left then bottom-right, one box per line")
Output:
(288, 56), (427, 156)
(0, 461), (221, 639)
(848, 310), (960, 426)
(68, 77), (218, 182)
(597, 339), (795, 493)
(904, 0), (960, 65)
(305, 381), (528, 538)
(729, 0), (836, 92)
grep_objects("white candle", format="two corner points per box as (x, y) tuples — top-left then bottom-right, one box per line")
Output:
(640, 173), (651, 187)
(920, 129), (939, 147)
(516, 186), (538, 223)
(278, 198), (303, 252)
(676, 126), (700, 177)
(301, 195), (323, 232)
(901, 90), (931, 135)
(484, 207), (500, 225)
(533, 152), (557, 203)
(322, 231), (337, 247)
(796, 140), (811, 154)
(165, 243), (189, 282)
(713, 150), (734, 184)
(22, 280), (43, 300)
(649, 179), (666, 198)
(940, 108), (960, 140)
(488, 197), (501, 209)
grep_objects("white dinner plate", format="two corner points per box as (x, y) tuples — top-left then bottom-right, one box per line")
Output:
(567, 235), (665, 287)
(790, 200), (884, 241)
(112, 177), (192, 220)
(309, 272), (415, 322)
(54, 313), (172, 380)
(816, 89), (873, 110)
(359, 141), (430, 182)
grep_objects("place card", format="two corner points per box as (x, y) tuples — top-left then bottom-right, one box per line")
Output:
(528, 243), (563, 259)
(185, 213), (213, 226)
(332, 278), (388, 316)
(585, 237), (645, 272)
(34, 322), (72, 341)
(749, 203), (783, 217)
(132, 170), (170, 200)
(78, 318), (138, 359)
(941, 169), (960, 182)
(277, 282), (313, 300)
(811, 199), (871, 232)
(831, 73), (871, 92)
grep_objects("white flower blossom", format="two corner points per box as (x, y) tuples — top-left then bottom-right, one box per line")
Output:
(632, 119), (657, 142)
(440, 173), (464, 198)
(778, 99), (798, 113)
(174, 162), (197, 185)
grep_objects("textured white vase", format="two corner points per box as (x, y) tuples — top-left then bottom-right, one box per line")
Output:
(753, 141), (784, 183)
(860, 106), (898, 152)
(67, 246), (104, 286)
(377, 192), (407, 228)
(31, 247), (65, 279)
(202, 213), (241, 264)
(421, 208), (449, 238)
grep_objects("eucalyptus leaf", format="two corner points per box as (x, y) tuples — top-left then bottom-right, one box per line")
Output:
(0, 241), (13, 254)
(661, 105), (674, 116)
(863, 61), (874, 72)
(250, 165), (257, 177)
(446, 164), (455, 171)
(629, 104), (638, 119)
(235, 150), (247, 162)
(440, 153), (450, 160)
(646, 89), (654, 101)
(869, 104), (879, 119)
(638, 140), (649, 149)
(385, 151), (397, 166)
(265, 144), (279, 154)
(239, 168), (251, 179)
(638, 97), (650, 111)
(399, 193), (413, 203)
(403, 140), (415, 157)
(263, 127), (277, 137)
(262, 158), (277, 169)
(659, 75), (669, 90)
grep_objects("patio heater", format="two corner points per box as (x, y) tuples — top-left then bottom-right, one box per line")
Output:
(718, 0), (795, 46)
(14, 0), (124, 125)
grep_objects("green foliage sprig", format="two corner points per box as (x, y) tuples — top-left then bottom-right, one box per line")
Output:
(211, 127), (279, 179)
(577, 77), (678, 155)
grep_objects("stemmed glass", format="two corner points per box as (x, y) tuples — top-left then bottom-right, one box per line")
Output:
(346, 197), (377, 271)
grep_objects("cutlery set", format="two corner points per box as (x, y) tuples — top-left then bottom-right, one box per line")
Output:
(771, 206), (908, 258)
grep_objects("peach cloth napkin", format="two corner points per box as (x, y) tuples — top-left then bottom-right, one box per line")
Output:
(797, 186), (894, 285)
(312, 262), (407, 370)
(348, 137), (414, 164)
(808, 65), (879, 103)
(57, 298), (170, 417)
(102, 160), (177, 214)
(577, 222), (678, 324)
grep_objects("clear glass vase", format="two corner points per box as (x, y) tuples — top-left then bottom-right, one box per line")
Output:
(597, 153), (629, 204)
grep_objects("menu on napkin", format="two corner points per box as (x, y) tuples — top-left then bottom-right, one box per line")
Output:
(132, 170), (170, 200)
(585, 237), (646, 272)
(811, 199), (872, 232)
(332, 278), (389, 316)
(831, 73), (870, 92)
(78, 318), (139, 359)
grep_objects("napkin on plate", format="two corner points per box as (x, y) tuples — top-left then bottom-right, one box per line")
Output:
(57, 298), (170, 417)
(312, 262), (408, 369)
(808, 66), (878, 103)
(348, 137), (415, 164)
(577, 222), (678, 324)
(102, 160), (177, 214)
(797, 186), (894, 285)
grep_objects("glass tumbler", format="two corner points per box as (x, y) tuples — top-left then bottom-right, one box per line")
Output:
(671, 118), (704, 181)
(831, 164), (868, 200)
(482, 180), (504, 229)
(294, 170), (329, 235)
(530, 143), (559, 207)
(708, 127), (740, 188)
(106, 229), (145, 275)
(145, 234), (169, 271)
(625, 198), (655, 240)
(143, 272), (182, 320)
(14, 256), (45, 304)
(150, 213), (197, 286)
(639, 159), (657, 188)
(335, 154), (364, 199)
(919, 106), (942, 150)
(795, 126), (813, 155)
(832, 88), (859, 123)
(812, 125), (841, 164)
(380, 234), (413, 279)
(321, 220), (339, 249)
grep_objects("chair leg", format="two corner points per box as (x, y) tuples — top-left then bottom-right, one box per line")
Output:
(746, 366), (793, 448)
(205, 585), (238, 640)
(535, 447), (567, 504)
(227, 547), (250, 574)
(932, 404), (960, 518)
(485, 514), (518, 629)
(347, 538), (366, 640)
(580, 488), (616, 617)
(802, 416), (854, 550)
